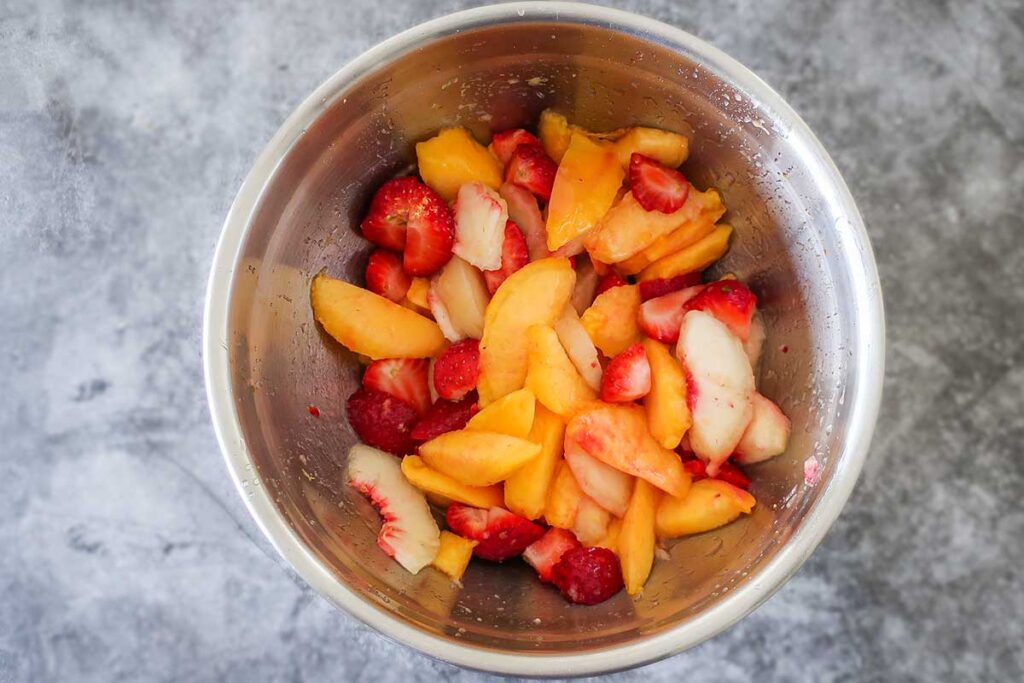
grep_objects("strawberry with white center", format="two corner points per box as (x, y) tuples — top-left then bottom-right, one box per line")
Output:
(523, 528), (581, 583)
(360, 176), (456, 276)
(564, 437), (633, 517)
(491, 129), (543, 166)
(365, 249), (411, 303)
(499, 182), (549, 261)
(734, 392), (791, 464)
(453, 182), (508, 271)
(482, 221), (530, 294)
(432, 339), (480, 401)
(505, 144), (558, 202)
(347, 444), (441, 574)
(683, 279), (758, 341)
(676, 310), (755, 476)
(362, 358), (431, 415)
(600, 342), (651, 403)
(638, 273), (703, 301)
(445, 503), (545, 561)
(629, 153), (691, 213)
(637, 285), (705, 343)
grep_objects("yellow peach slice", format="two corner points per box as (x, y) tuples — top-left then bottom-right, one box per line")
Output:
(466, 388), (536, 439)
(612, 127), (689, 169)
(642, 339), (691, 450)
(639, 224), (734, 282)
(416, 127), (502, 201)
(656, 479), (756, 538)
(544, 459), (583, 529)
(616, 190), (724, 275)
(619, 479), (660, 595)
(432, 531), (477, 581)
(504, 405), (566, 520)
(567, 403), (691, 498)
(546, 132), (624, 252)
(401, 455), (504, 508)
(524, 325), (598, 417)
(573, 496), (611, 545)
(311, 273), (446, 359)
(580, 284), (643, 357)
(539, 110), (574, 164)
(419, 430), (541, 487)
(478, 257), (576, 405)
(590, 517), (622, 556)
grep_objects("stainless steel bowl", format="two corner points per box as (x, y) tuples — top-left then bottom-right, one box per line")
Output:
(203, 2), (884, 675)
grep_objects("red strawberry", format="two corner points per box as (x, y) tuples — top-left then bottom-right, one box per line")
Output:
(682, 457), (707, 480)
(552, 546), (623, 605)
(491, 129), (543, 166)
(446, 504), (545, 561)
(679, 453), (750, 489)
(595, 271), (628, 296)
(365, 249), (412, 303)
(682, 280), (758, 341)
(410, 394), (478, 442)
(506, 144), (557, 202)
(432, 339), (480, 401)
(482, 221), (530, 294)
(345, 388), (418, 456)
(629, 153), (690, 213)
(360, 176), (455, 277)
(523, 528), (581, 583)
(639, 273), (703, 301)
(362, 358), (431, 416)
(636, 285), (705, 343)
(600, 342), (651, 402)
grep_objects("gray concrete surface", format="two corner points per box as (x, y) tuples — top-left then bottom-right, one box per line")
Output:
(1, 0), (1022, 681)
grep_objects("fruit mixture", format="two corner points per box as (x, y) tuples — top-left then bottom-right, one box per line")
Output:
(311, 111), (792, 605)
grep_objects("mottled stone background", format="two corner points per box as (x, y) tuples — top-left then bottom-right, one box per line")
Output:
(1, 0), (1022, 681)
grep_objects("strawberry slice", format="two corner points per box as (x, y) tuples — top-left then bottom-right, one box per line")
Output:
(410, 393), (478, 442)
(595, 271), (628, 296)
(432, 339), (480, 401)
(682, 280), (758, 341)
(345, 387), (418, 456)
(639, 273), (703, 301)
(600, 342), (651, 402)
(362, 358), (431, 416)
(679, 453), (750, 489)
(636, 285), (706, 343)
(551, 546), (623, 605)
(446, 503), (545, 561)
(482, 221), (530, 294)
(365, 249), (412, 303)
(523, 528), (581, 583)
(491, 129), (543, 166)
(360, 176), (455, 276)
(629, 153), (690, 213)
(506, 144), (558, 202)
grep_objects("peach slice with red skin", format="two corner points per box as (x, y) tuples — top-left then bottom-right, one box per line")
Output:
(433, 256), (490, 340)
(564, 437), (633, 517)
(553, 305), (603, 392)
(733, 392), (791, 464)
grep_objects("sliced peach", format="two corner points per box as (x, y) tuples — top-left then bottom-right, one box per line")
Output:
(564, 437), (633, 517)
(505, 405), (566, 520)
(419, 430), (541, 486)
(544, 459), (583, 529)
(656, 479), (756, 538)
(642, 338), (691, 450)
(744, 311), (766, 369)
(478, 257), (576, 404)
(573, 496), (611, 545)
(571, 257), (601, 315)
(311, 273), (446, 359)
(466, 388), (536, 438)
(404, 277), (432, 314)
(580, 284), (643, 357)
(524, 325), (598, 417)
(639, 224), (733, 282)
(432, 531), (477, 581)
(553, 306), (603, 392)
(590, 517), (622, 556)
(616, 191), (725, 275)
(546, 132), (624, 252)
(433, 256), (490, 339)
(567, 403), (691, 498)
(538, 110), (574, 163)
(612, 127), (689, 169)
(415, 127), (502, 201)
(400, 455), (504, 508)
(619, 479), (659, 595)
(734, 392), (791, 464)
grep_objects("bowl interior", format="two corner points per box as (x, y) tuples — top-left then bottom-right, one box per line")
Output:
(220, 15), (868, 657)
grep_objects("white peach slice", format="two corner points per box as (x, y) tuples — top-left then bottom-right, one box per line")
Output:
(734, 392), (791, 464)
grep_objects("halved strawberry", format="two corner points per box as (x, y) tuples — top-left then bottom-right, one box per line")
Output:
(629, 153), (690, 213)
(682, 280), (757, 341)
(409, 393), (478, 442)
(638, 273), (703, 301)
(361, 177), (455, 277)
(506, 144), (557, 202)
(432, 339), (480, 401)
(491, 129), (543, 166)
(365, 249), (412, 303)
(636, 285), (705, 343)
(482, 221), (530, 294)
(345, 387), (418, 456)
(446, 503), (545, 561)
(362, 358), (431, 416)
(600, 342), (651, 402)
(360, 176), (418, 251)
(523, 528), (581, 583)
(595, 271), (628, 296)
